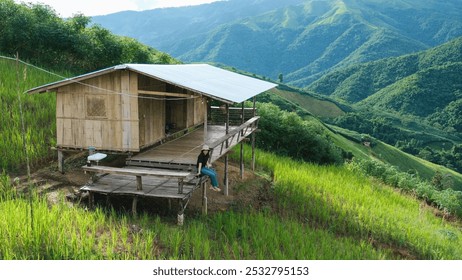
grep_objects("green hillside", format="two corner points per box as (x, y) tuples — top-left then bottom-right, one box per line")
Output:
(310, 36), (462, 106)
(271, 87), (347, 119)
(358, 62), (462, 119)
(301, 37), (462, 174)
(254, 87), (462, 190)
(326, 125), (462, 190)
(2, 148), (462, 259)
(0, 57), (59, 172)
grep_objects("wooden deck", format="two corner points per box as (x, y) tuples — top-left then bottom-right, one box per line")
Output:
(79, 117), (259, 221)
(80, 167), (201, 200)
(127, 121), (257, 170)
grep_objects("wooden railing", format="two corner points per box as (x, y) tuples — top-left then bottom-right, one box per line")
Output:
(208, 116), (259, 162)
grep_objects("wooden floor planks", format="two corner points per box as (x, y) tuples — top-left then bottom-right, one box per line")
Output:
(128, 125), (235, 166)
(81, 123), (251, 202)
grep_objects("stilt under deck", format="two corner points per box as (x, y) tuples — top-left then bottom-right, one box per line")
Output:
(80, 117), (259, 223)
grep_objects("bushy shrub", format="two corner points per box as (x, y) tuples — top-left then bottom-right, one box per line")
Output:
(257, 103), (344, 165)
(348, 158), (462, 217)
(0, 172), (15, 200)
(432, 189), (462, 216)
(415, 182), (436, 203)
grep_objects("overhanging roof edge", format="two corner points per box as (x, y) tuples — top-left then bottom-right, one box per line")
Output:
(27, 64), (278, 103)
(26, 66), (119, 94)
(128, 66), (235, 104)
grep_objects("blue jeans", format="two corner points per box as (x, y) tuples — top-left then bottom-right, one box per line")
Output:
(201, 167), (219, 187)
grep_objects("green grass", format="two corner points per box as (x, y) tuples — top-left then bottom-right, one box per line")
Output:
(2, 146), (462, 259)
(325, 124), (462, 190)
(0, 194), (390, 260)
(273, 87), (346, 119)
(0, 57), (61, 172)
(237, 147), (462, 259)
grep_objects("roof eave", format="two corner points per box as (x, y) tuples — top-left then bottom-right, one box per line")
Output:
(26, 66), (119, 94)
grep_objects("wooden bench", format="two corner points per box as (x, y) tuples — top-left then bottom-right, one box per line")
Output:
(82, 165), (194, 194)
(81, 165), (211, 220)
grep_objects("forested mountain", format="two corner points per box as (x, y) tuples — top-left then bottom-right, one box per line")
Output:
(0, 0), (176, 74)
(309, 37), (462, 132)
(92, 0), (462, 87)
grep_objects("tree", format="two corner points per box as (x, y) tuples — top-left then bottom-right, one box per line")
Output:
(278, 73), (283, 83)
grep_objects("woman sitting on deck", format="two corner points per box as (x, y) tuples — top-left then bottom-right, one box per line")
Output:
(196, 145), (221, 192)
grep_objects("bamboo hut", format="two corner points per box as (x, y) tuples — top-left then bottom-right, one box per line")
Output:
(28, 63), (277, 222)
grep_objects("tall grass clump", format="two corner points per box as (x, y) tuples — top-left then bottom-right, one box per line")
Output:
(0, 195), (166, 260)
(348, 158), (462, 217)
(0, 171), (16, 201)
(0, 194), (390, 259)
(0, 57), (59, 172)
(234, 146), (462, 259)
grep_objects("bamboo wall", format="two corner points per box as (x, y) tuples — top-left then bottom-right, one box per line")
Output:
(56, 71), (139, 151)
(138, 96), (165, 148)
(138, 74), (206, 148)
(56, 71), (207, 152)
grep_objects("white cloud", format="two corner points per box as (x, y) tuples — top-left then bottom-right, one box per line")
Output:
(13, 0), (221, 17)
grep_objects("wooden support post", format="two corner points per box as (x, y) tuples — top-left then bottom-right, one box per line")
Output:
(58, 150), (64, 174)
(203, 97), (208, 143)
(178, 199), (184, 226)
(252, 97), (257, 171)
(178, 178), (184, 194)
(136, 176), (142, 190)
(240, 142), (244, 179)
(224, 103), (229, 196)
(132, 196), (138, 217)
(224, 155), (229, 196)
(202, 179), (208, 215)
(89, 192), (94, 209)
(240, 102), (245, 179)
(251, 132), (256, 171)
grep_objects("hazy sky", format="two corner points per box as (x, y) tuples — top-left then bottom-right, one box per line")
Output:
(13, 0), (222, 17)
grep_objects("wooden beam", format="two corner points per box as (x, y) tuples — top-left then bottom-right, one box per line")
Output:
(58, 150), (64, 174)
(240, 102), (244, 179)
(224, 103), (229, 196)
(252, 97), (257, 171)
(82, 165), (192, 179)
(202, 179), (208, 215)
(209, 116), (260, 149)
(136, 176), (143, 190)
(138, 90), (190, 98)
(132, 196), (138, 217)
(204, 97), (208, 142)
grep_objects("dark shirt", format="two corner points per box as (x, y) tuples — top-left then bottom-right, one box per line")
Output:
(196, 151), (210, 169)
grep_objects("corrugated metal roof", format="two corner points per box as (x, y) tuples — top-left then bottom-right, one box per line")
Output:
(27, 63), (277, 104)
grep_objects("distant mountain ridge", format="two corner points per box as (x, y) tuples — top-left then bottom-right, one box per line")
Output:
(92, 0), (462, 87)
(309, 36), (462, 131)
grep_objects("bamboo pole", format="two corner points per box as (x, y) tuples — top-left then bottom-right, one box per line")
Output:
(252, 97), (256, 171)
(203, 97), (208, 142)
(16, 54), (34, 235)
(224, 103), (229, 196)
(240, 102), (244, 179)
(202, 179), (208, 215)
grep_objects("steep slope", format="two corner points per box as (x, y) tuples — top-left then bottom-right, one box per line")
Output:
(93, 0), (462, 87)
(310, 36), (462, 103)
(358, 63), (462, 118)
(308, 37), (462, 134)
